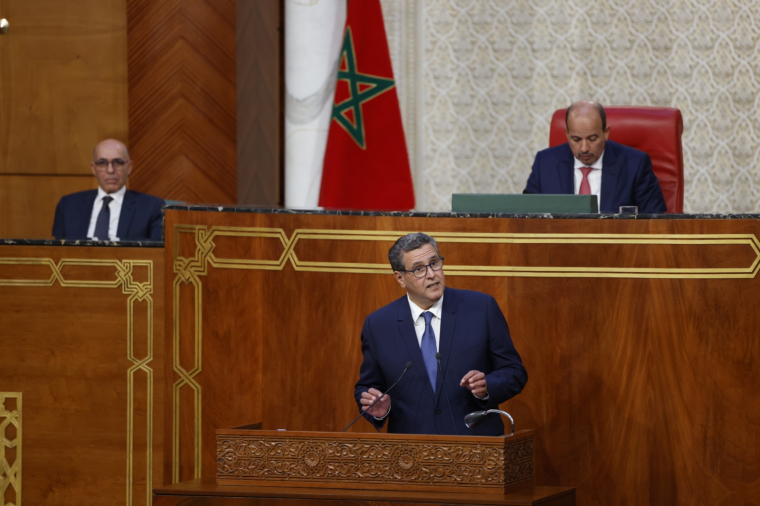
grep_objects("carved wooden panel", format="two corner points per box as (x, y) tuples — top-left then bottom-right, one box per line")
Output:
(216, 430), (533, 493)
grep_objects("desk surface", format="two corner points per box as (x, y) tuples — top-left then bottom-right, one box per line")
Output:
(154, 479), (575, 506)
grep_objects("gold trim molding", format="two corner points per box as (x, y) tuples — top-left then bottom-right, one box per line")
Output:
(174, 226), (760, 279)
(0, 393), (21, 506)
(0, 258), (154, 506)
(170, 224), (760, 482)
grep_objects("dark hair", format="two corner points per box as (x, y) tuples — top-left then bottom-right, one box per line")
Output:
(388, 233), (440, 272)
(565, 102), (607, 131)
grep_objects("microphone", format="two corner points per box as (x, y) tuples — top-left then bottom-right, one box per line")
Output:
(464, 409), (515, 435)
(342, 362), (412, 432)
(436, 352), (458, 435)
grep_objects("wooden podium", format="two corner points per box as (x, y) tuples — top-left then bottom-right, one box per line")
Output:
(152, 426), (574, 505)
(216, 428), (534, 493)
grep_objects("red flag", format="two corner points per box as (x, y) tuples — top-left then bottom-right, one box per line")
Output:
(318, 0), (415, 211)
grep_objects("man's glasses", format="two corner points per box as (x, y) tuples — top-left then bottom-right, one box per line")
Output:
(93, 158), (129, 171)
(399, 257), (445, 278)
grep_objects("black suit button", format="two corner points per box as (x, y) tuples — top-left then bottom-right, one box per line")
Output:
(435, 409), (441, 415)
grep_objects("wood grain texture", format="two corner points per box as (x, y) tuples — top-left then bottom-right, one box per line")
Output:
(153, 479), (575, 506)
(216, 429), (533, 493)
(0, 0), (128, 238)
(126, 0), (236, 204)
(0, 174), (97, 238)
(0, 0), (128, 175)
(0, 244), (165, 505)
(164, 209), (760, 504)
(236, 0), (283, 206)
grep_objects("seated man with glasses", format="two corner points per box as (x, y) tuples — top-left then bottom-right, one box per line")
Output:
(52, 139), (164, 241)
(354, 232), (527, 435)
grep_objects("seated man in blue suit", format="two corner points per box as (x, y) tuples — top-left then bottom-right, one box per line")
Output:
(354, 233), (527, 436)
(52, 139), (164, 241)
(524, 101), (667, 213)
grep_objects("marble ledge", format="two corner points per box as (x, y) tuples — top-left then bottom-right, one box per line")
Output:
(164, 204), (760, 220)
(1, 238), (164, 247)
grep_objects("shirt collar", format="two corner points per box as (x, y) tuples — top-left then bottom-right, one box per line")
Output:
(573, 150), (605, 170)
(97, 185), (127, 205)
(407, 292), (444, 322)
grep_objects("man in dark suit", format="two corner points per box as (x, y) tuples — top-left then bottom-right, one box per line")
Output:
(52, 139), (164, 241)
(354, 233), (527, 436)
(524, 101), (666, 213)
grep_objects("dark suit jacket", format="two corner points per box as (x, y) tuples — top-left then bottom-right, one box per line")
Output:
(354, 287), (527, 436)
(524, 140), (667, 213)
(52, 189), (164, 241)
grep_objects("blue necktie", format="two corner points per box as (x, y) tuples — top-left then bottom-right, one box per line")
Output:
(93, 196), (113, 240)
(421, 312), (438, 392)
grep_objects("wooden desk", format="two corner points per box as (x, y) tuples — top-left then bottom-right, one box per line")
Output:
(0, 240), (165, 506)
(163, 208), (760, 505)
(153, 479), (575, 506)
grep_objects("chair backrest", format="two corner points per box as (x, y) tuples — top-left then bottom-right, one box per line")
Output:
(549, 106), (684, 213)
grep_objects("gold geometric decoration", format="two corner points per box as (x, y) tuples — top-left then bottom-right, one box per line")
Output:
(0, 393), (21, 506)
(0, 258), (154, 506)
(174, 226), (760, 279)
(171, 223), (760, 482)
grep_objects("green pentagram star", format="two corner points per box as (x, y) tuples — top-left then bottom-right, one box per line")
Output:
(330, 26), (396, 150)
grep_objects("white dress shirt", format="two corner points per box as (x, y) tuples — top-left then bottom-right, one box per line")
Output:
(407, 293), (444, 350)
(573, 151), (605, 211)
(87, 186), (126, 241)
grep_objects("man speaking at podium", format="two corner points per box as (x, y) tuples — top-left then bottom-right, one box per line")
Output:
(354, 233), (527, 436)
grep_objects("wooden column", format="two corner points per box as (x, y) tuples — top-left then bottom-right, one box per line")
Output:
(126, 0), (237, 204)
(236, 1), (284, 206)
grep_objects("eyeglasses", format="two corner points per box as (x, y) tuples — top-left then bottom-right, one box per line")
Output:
(399, 257), (445, 278)
(93, 158), (129, 171)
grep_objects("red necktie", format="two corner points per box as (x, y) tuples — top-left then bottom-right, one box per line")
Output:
(579, 167), (593, 195)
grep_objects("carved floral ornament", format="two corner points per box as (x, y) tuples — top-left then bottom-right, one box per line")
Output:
(217, 435), (533, 487)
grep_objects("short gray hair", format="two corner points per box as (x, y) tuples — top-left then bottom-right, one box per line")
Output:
(388, 233), (440, 272)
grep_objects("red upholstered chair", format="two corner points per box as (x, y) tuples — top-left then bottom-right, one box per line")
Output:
(549, 106), (684, 213)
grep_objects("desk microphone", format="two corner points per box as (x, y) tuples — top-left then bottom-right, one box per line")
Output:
(435, 352), (458, 435)
(342, 362), (413, 432)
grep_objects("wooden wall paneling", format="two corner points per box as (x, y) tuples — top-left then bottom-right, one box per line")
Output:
(165, 217), (265, 482)
(127, 0), (236, 204)
(0, 244), (164, 505)
(0, 175), (97, 238)
(164, 209), (760, 504)
(0, 0), (128, 238)
(236, 1), (283, 207)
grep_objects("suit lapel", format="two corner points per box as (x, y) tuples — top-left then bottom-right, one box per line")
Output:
(558, 145), (575, 194)
(600, 142), (620, 213)
(435, 288), (459, 401)
(117, 190), (136, 240)
(77, 191), (97, 238)
(397, 298), (436, 398)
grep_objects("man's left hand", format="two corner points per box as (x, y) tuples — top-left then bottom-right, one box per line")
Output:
(460, 370), (488, 398)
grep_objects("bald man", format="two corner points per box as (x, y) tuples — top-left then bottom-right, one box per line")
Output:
(52, 139), (164, 241)
(524, 101), (666, 213)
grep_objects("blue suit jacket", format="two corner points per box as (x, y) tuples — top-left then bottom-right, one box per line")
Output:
(354, 288), (527, 436)
(52, 189), (164, 241)
(524, 140), (667, 213)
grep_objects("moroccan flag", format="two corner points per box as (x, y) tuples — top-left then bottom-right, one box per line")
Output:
(318, 0), (415, 211)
